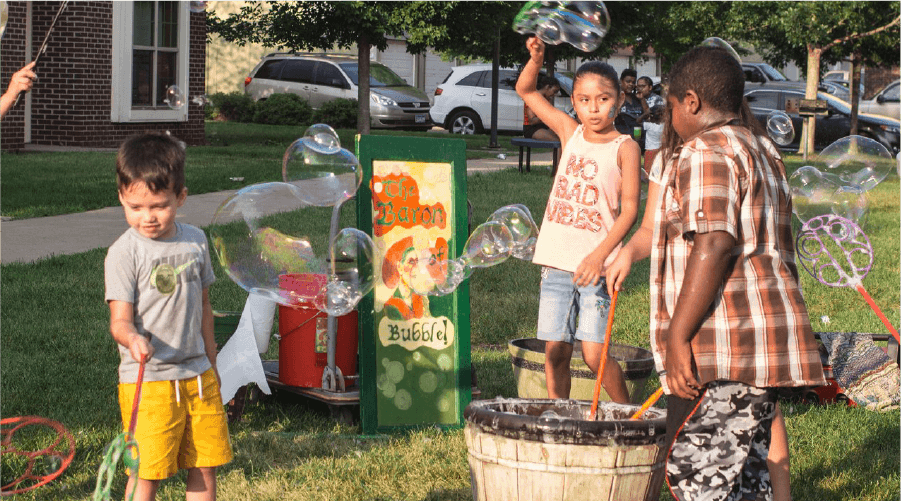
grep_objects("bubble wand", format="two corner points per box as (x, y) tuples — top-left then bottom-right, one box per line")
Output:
(1, 416), (76, 495)
(12, 1), (69, 107)
(93, 355), (147, 501)
(796, 214), (899, 344)
(630, 387), (665, 420)
(589, 289), (618, 420)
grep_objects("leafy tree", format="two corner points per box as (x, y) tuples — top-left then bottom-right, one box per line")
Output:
(208, 1), (411, 134)
(726, 2), (900, 157)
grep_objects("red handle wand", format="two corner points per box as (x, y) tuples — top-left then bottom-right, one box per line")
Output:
(589, 289), (618, 420)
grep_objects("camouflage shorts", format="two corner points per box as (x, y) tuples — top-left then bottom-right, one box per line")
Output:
(666, 381), (778, 501)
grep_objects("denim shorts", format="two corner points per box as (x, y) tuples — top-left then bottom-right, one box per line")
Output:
(536, 267), (612, 344)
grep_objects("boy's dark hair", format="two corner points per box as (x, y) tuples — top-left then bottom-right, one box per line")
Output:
(575, 61), (621, 95)
(116, 133), (186, 194)
(537, 74), (560, 91)
(620, 68), (637, 81)
(668, 46), (744, 115)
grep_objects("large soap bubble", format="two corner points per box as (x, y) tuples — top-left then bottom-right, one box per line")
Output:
(789, 165), (839, 225)
(700, 37), (741, 64)
(0, 1), (8, 39)
(513, 1), (610, 53)
(314, 228), (376, 316)
(813, 135), (894, 191)
(282, 124), (361, 207)
(766, 111), (795, 146)
(488, 204), (539, 261)
(831, 185), (869, 230)
(163, 85), (185, 109)
(189, 1), (206, 13)
(460, 221), (514, 269)
(210, 182), (331, 307)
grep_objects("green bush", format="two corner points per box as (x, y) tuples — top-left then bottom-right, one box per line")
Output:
(208, 92), (256, 122)
(311, 98), (359, 129)
(252, 93), (313, 126)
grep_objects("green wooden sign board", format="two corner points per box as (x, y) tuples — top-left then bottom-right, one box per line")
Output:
(355, 135), (472, 434)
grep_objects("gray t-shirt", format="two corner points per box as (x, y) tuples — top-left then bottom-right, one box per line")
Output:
(105, 222), (216, 383)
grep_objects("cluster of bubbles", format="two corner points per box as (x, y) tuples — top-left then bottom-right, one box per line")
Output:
(211, 125), (372, 317)
(405, 205), (539, 297)
(766, 111), (795, 146)
(788, 136), (894, 229)
(513, 1), (610, 53)
(162, 85), (210, 110)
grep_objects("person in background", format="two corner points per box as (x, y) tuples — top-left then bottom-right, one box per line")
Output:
(523, 74), (562, 142)
(616, 68), (644, 148)
(636, 76), (666, 176)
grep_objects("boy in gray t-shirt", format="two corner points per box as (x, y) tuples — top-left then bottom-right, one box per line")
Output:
(104, 133), (232, 500)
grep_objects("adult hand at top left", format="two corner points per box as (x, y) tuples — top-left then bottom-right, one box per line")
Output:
(7, 61), (37, 95)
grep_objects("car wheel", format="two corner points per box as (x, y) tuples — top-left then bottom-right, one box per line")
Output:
(448, 110), (482, 135)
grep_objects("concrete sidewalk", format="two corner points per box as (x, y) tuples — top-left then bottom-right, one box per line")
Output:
(0, 151), (554, 265)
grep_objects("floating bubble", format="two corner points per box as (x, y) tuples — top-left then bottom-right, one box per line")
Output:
(163, 85), (185, 109)
(0, 1), (8, 39)
(282, 125), (361, 206)
(191, 94), (209, 106)
(813, 135), (894, 191)
(831, 184), (869, 229)
(513, 1), (611, 52)
(766, 111), (795, 146)
(460, 221), (514, 269)
(488, 204), (539, 260)
(189, 1), (206, 13)
(699, 37), (741, 64)
(209, 182), (332, 307)
(313, 228), (375, 316)
(788, 165), (839, 225)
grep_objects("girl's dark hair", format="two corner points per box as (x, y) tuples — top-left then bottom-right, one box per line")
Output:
(637, 76), (653, 88)
(574, 61), (621, 94)
(620, 68), (637, 81)
(116, 133), (186, 194)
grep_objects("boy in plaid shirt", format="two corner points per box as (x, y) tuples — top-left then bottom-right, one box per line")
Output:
(607, 46), (825, 500)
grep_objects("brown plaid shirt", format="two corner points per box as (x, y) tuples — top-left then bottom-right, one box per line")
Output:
(650, 123), (825, 393)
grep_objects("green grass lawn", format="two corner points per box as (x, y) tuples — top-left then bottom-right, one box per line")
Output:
(0, 122), (526, 220)
(1, 124), (898, 500)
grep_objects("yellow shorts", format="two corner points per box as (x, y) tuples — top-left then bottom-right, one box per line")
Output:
(118, 368), (233, 480)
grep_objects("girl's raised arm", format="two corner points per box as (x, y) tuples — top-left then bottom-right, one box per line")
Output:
(515, 37), (576, 143)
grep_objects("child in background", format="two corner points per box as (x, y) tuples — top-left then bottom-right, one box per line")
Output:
(105, 133), (233, 501)
(523, 74), (562, 143)
(636, 76), (665, 176)
(516, 36), (640, 403)
(606, 46), (824, 500)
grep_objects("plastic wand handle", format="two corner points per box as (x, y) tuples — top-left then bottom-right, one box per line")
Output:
(589, 289), (618, 420)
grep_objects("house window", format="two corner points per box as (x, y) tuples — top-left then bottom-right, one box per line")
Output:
(112, 2), (190, 122)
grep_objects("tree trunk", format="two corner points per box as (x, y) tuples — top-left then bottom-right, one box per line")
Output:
(850, 50), (862, 136)
(357, 33), (371, 135)
(802, 45), (822, 160)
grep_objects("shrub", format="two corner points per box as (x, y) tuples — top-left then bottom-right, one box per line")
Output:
(252, 93), (313, 126)
(311, 98), (359, 129)
(208, 92), (256, 123)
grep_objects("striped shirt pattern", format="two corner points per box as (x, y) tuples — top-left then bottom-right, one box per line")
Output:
(650, 124), (826, 393)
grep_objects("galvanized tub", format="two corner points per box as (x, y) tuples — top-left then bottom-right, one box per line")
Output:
(508, 339), (655, 404)
(465, 398), (667, 501)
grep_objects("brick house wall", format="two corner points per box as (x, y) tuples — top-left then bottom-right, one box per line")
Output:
(1, 1), (206, 152)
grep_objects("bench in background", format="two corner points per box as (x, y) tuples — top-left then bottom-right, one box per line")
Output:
(511, 137), (561, 175)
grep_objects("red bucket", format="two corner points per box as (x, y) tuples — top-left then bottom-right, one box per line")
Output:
(277, 298), (359, 389)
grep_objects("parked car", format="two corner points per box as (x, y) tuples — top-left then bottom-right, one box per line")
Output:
(859, 79), (899, 120)
(817, 79), (866, 103)
(430, 64), (573, 134)
(744, 86), (900, 154)
(244, 53), (432, 129)
(742, 62), (791, 83)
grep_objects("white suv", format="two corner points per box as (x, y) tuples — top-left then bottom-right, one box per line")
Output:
(244, 53), (432, 129)
(430, 64), (573, 134)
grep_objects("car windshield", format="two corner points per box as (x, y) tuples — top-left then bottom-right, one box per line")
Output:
(758, 64), (788, 81)
(339, 62), (407, 87)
